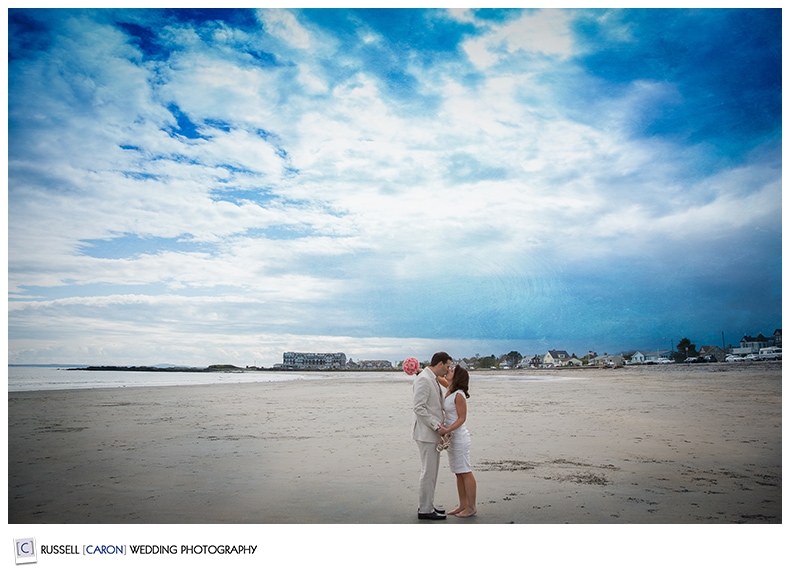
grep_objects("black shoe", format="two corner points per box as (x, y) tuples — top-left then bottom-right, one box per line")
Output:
(418, 511), (447, 520)
(434, 508), (446, 515)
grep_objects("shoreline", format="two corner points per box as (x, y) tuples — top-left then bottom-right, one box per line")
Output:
(12, 360), (781, 375)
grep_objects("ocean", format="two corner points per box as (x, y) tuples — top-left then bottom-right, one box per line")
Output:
(5, 365), (392, 392)
(6, 365), (583, 392)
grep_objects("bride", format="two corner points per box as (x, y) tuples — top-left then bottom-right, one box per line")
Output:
(440, 365), (477, 518)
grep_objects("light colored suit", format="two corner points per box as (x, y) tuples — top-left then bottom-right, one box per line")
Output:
(412, 367), (444, 513)
(413, 368), (444, 441)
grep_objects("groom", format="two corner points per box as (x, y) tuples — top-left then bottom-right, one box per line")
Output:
(412, 351), (453, 520)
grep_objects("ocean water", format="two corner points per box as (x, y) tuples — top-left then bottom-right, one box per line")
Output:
(5, 366), (365, 392)
(6, 366), (569, 392)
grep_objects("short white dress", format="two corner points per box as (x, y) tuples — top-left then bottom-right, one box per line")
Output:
(443, 390), (472, 474)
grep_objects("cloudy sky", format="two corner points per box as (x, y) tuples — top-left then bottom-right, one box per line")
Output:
(7, 7), (782, 367)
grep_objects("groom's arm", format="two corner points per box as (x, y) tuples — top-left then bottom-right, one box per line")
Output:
(413, 376), (441, 431)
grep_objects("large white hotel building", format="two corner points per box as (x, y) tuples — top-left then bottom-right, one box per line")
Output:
(282, 352), (347, 370)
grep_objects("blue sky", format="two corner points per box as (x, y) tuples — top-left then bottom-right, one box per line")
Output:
(7, 7), (782, 367)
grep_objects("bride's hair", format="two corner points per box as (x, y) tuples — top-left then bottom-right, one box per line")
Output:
(450, 366), (470, 398)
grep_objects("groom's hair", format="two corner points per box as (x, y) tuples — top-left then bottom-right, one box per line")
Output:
(430, 352), (452, 366)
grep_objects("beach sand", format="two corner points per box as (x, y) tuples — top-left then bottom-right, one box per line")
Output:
(8, 363), (781, 524)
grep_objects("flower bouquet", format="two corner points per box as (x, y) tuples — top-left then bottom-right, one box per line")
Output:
(402, 357), (420, 376)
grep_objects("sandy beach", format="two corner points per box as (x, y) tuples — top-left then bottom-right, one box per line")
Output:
(8, 363), (781, 524)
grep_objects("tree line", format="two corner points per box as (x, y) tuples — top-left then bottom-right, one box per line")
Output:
(401, 337), (706, 370)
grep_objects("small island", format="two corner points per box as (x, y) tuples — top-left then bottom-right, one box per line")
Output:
(69, 364), (257, 373)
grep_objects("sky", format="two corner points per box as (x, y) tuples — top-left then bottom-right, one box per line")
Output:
(6, 7), (783, 367)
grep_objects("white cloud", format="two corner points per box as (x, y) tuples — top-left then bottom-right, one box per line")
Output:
(463, 9), (576, 70)
(256, 8), (312, 50)
(8, 9), (781, 366)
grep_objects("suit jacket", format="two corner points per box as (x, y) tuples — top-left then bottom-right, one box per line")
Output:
(412, 367), (444, 443)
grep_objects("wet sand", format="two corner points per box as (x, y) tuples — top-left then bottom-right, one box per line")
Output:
(8, 363), (781, 524)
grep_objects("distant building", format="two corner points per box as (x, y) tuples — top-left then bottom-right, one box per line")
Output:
(356, 360), (393, 370)
(727, 329), (782, 356)
(636, 350), (672, 363)
(589, 354), (624, 368)
(282, 352), (347, 370)
(740, 333), (772, 352)
(730, 331), (781, 356)
(698, 345), (726, 362)
(543, 350), (570, 367)
(518, 355), (541, 368)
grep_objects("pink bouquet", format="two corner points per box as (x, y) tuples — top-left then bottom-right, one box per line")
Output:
(403, 357), (420, 376)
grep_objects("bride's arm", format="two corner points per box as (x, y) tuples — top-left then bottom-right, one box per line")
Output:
(445, 393), (467, 432)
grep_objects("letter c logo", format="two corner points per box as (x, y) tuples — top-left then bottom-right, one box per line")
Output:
(15, 539), (37, 564)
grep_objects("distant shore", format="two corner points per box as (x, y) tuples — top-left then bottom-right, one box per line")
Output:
(66, 364), (399, 373)
(68, 364), (255, 373)
(52, 360), (781, 373)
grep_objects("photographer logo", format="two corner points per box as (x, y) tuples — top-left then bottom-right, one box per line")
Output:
(14, 538), (37, 565)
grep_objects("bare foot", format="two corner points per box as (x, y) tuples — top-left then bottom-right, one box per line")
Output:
(447, 507), (463, 516)
(457, 509), (477, 518)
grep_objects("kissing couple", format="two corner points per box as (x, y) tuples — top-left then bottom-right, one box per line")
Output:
(412, 351), (477, 520)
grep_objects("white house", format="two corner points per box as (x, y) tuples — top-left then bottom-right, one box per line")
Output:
(730, 331), (781, 356)
(643, 350), (672, 362)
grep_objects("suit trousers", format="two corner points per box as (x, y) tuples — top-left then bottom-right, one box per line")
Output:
(416, 440), (441, 514)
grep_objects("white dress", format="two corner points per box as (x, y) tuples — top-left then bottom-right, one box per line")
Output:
(443, 390), (472, 474)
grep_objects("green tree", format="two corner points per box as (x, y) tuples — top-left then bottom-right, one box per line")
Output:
(675, 338), (697, 361)
(502, 350), (523, 368)
(478, 354), (497, 369)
